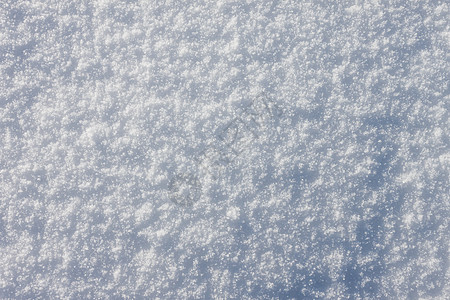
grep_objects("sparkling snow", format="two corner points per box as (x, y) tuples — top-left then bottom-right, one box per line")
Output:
(1, 0), (449, 299)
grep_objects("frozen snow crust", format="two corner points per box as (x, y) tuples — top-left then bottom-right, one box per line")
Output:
(1, 0), (449, 298)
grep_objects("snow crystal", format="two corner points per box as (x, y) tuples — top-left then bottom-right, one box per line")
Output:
(1, 0), (448, 299)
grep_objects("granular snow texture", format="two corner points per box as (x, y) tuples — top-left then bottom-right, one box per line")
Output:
(1, 0), (449, 299)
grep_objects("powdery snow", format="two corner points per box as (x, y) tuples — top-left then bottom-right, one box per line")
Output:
(1, 0), (449, 299)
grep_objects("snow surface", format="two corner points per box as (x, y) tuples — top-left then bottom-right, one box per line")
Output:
(1, 0), (449, 299)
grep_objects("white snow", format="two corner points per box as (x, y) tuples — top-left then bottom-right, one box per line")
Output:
(1, 0), (449, 299)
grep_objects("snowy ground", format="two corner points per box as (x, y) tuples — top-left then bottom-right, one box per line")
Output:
(1, 0), (449, 299)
